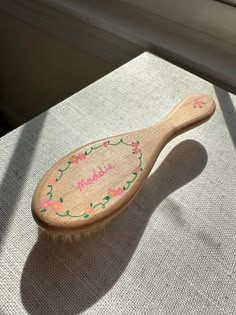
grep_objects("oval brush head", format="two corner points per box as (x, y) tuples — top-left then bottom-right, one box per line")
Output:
(32, 94), (215, 239)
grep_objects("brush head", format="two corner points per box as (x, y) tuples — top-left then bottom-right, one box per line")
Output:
(32, 94), (215, 237)
(32, 134), (152, 237)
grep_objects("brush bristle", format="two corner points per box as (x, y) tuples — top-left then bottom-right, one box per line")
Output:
(40, 215), (112, 242)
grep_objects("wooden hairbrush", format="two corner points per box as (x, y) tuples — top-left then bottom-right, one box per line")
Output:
(32, 94), (215, 239)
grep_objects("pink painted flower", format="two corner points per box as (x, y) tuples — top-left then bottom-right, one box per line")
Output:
(107, 189), (117, 198)
(131, 141), (139, 147)
(77, 153), (86, 160)
(48, 179), (56, 186)
(131, 141), (140, 153)
(40, 199), (51, 209)
(115, 187), (124, 195)
(103, 141), (109, 147)
(69, 155), (79, 163)
(51, 200), (61, 211)
(134, 167), (140, 173)
(84, 206), (92, 214)
(193, 98), (203, 108)
(132, 147), (140, 154)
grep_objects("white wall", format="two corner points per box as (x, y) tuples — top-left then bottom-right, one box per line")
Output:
(0, 12), (114, 125)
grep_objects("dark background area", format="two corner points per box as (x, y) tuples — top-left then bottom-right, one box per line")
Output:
(0, 109), (13, 136)
(0, 11), (115, 137)
(1, 1), (236, 138)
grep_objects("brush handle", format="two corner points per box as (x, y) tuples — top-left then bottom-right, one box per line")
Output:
(157, 94), (216, 138)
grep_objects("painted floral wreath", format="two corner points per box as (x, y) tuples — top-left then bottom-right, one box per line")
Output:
(40, 139), (143, 219)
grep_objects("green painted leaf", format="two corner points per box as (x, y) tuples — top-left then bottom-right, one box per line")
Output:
(85, 151), (88, 155)
(90, 202), (93, 207)
(84, 214), (89, 218)
(140, 168), (143, 171)
(104, 195), (110, 201)
(66, 210), (70, 215)
(59, 197), (64, 203)
(41, 209), (47, 213)
(56, 178), (59, 182)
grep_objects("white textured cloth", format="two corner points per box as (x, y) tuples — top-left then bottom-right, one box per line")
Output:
(0, 52), (236, 315)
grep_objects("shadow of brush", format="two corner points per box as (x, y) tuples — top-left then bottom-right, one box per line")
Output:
(20, 139), (208, 314)
(214, 86), (236, 149)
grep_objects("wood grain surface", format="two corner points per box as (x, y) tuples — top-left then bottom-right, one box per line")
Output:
(32, 94), (215, 235)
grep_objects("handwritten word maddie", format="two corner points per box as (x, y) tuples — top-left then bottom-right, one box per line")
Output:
(72, 164), (113, 191)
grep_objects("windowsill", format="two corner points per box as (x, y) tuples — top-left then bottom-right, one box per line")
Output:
(1, 0), (236, 92)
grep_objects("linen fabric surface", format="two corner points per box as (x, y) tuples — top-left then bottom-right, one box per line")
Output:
(0, 52), (236, 314)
